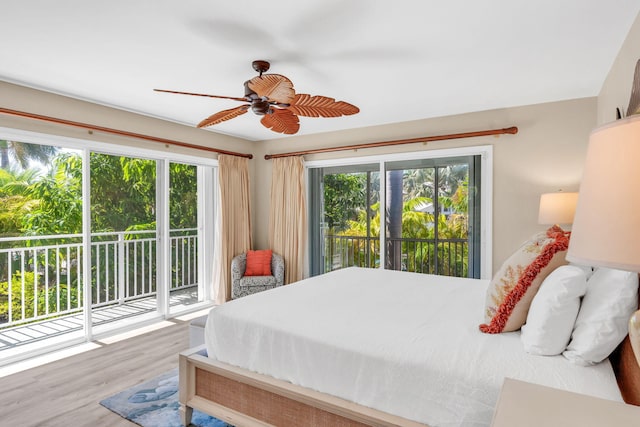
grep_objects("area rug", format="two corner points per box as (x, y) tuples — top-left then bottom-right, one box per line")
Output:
(100, 368), (233, 427)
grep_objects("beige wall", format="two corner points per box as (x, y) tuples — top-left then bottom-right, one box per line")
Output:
(0, 81), (252, 158)
(598, 12), (640, 125)
(252, 98), (597, 274)
(0, 77), (609, 277)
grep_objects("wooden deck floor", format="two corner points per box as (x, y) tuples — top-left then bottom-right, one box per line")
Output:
(0, 287), (198, 352)
(0, 316), (197, 427)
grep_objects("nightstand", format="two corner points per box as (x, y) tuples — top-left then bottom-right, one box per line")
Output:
(491, 378), (640, 427)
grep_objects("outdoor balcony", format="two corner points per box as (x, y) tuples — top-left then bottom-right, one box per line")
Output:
(324, 234), (469, 277)
(0, 228), (201, 360)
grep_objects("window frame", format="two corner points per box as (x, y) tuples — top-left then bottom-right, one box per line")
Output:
(0, 126), (218, 342)
(306, 145), (493, 279)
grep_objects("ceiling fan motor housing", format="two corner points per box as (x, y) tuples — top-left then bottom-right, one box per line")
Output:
(251, 99), (271, 115)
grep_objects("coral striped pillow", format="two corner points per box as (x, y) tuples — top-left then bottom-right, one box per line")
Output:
(479, 225), (570, 334)
(244, 249), (273, 276)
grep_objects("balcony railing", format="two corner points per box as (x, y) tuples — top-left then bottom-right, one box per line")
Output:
(324, 234), (469, 277)
(0, 228), (198, 329)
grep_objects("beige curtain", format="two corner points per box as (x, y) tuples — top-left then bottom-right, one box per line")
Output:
(269, 156), (307, 284)
(213, 154), (252, 304)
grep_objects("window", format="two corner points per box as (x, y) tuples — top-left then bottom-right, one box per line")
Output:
(0, 128), (216, 362)
(308, 147), (491, 279)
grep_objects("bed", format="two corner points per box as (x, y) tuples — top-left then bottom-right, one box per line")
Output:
(179, 267), (640, 427)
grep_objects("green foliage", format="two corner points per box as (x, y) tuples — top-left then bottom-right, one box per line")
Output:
(21, 153), (83, 236)
(0, 145), (199, 326)
(323, 173), (366, 231)
(326, 165), (472, 277)
(0, 271), (80, 324)
(0, 148), (198, 239)
(0, 168), (41, 238)
(169, 163), (197, 229)
(90, 153), (156, 232)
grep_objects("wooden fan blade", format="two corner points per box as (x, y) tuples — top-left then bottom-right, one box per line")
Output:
(288, 94), (359, 118)
(197, 105), (249, 128)
(260, 108), (300, 134)
(626, 59), (640, 116)
(154, 88), (248, 102)
(247, 74), (295, 104)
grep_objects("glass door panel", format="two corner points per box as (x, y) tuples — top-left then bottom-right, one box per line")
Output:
(89, 153), (158, 331)
(385, 157), (475, 277)
(168, 162), (200, 313)
(0, 140), (85, 357)
(309, 164), (380, 275)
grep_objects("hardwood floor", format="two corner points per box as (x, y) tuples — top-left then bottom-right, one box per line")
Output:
(0, 317), (193, 427)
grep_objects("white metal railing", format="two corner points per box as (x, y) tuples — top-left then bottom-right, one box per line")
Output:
(0, 228), (198, 329)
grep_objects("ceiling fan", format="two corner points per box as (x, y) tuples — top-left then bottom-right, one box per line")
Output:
(154, 60), (359, 135)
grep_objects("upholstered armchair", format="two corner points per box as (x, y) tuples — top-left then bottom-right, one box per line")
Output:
(231, 251), (285, 299)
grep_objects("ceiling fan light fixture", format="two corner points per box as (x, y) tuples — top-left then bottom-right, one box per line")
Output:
(155, 60), (359, 134)
(251, 99), (271, 115)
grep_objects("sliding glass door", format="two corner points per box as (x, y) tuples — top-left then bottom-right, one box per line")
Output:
(0, 129), (216, 363)
(309, 153), (483, 279)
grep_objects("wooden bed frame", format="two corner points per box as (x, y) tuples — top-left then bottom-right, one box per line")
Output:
(179, 335), (640, 427)
(179, 346), (427, 427)
(180, 292), (640, 427)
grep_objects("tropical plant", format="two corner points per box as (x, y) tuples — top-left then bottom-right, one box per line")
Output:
(323, 173), (367, 231)
(0, 149), (200, 326)
(0, 167), (41, 238)
(21, 152), (83, 237)
(0, 271), (80, 325)
(327, 165), (472, 277)
(169, 163), (197, 229)
(90, 153), (156, 233)
(0, 139), (57, 170)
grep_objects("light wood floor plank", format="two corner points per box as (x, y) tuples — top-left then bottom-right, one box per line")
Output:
(0, 319), (191, 427)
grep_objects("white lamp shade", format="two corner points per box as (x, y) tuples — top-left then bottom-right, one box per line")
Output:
(538, 192), (578, 225)
(567, 115), (640, 272)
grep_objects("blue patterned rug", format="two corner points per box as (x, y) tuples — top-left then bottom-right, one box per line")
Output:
(100, 368), (233, 427)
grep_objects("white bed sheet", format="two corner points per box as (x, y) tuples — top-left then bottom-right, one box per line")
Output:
(205, 267), (622, 427)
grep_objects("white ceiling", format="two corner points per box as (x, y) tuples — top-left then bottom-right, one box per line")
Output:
(1, 1), (639, 141)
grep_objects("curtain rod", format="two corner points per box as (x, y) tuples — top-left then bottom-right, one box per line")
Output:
(0, 107), (253, 159)
(264, 126), (518, 160)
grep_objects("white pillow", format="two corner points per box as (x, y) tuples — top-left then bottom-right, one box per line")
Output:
(521, 265), (587, 355)
(563, 267), (639, 366)
(568, 262), (595, 280)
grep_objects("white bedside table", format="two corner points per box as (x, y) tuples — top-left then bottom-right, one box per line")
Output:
(491, 378), (640, 427)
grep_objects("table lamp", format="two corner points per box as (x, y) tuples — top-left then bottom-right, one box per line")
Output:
(566, 114), (640, 367)
(538, 191), (579, 227)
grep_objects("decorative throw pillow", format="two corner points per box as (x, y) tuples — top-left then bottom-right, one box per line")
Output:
(479, 225), (570, 334)
(521, 265), (588, 355)
(244, 249), (273, 276)
(563, 267), (639, 366)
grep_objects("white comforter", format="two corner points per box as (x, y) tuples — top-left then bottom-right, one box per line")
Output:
(205, 267), (622, 427)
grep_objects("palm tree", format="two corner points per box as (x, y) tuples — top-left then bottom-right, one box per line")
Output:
(386, 170), (403, 270)
(0, 139), (57, 170)
(0, 166), (41, 238)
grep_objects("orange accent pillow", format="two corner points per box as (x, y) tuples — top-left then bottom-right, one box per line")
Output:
(244, 249), (273, 276)
(479, 225), (570, 334)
